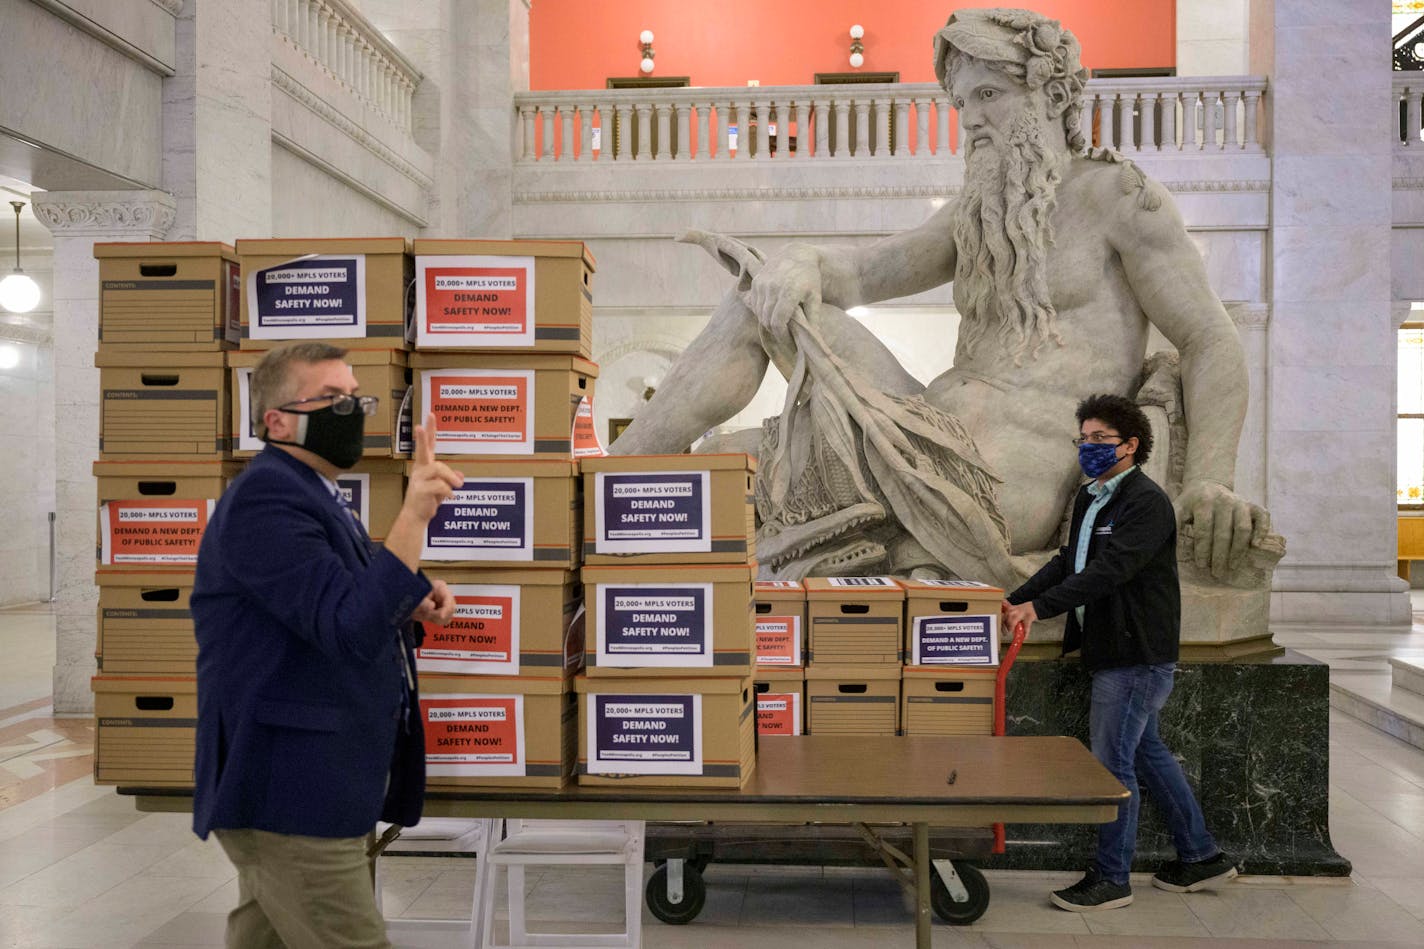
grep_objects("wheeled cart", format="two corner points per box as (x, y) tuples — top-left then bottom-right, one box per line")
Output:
(641, 621), (1030, 927)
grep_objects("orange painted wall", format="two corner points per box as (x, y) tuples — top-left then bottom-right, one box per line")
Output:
(530, 1), (1175, 90)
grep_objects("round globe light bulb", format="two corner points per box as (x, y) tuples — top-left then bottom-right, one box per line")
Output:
(640, 30), (654, 45)
(640, 56), (655, 74)
(0, 345), (19, 370)
(850, 24), (865, 39)
(0, 272), (40, 314)
(849, 51), (865, 68)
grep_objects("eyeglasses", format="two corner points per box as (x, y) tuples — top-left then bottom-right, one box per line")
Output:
(278, 394), (379, 416)
(1072, 434), (1123, 447)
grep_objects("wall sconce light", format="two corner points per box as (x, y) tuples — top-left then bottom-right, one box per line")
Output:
(0, 202), (40, 314)
(849, 24), (865, 69)
(639, 30), (655, 74)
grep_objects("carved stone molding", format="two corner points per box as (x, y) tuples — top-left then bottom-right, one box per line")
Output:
(149, 0), (185, 16)
(31, 190), (175, 238)
(1225, 302), (1269, 329)
(517, 178), (1272, 204)
(271, 66), (435, 193)
(1394, 177), (1424, 191)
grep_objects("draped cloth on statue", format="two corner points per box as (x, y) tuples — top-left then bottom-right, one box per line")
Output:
(678, 230), (1016, 583)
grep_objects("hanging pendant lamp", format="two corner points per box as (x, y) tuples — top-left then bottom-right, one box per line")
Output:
(0, 201), (40, 314)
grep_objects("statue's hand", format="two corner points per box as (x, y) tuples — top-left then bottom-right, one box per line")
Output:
(1173, 480), (1272, 581)
(747, 243), (823, 340)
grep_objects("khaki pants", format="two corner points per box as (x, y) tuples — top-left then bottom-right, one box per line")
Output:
(214, 828), (391, 949)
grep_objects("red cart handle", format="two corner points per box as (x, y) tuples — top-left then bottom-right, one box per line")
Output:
(993, 620), (1028, 738)
(992, 619), (1028, 855)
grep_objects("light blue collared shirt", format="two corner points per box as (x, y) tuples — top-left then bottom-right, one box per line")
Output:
(1073, 465), (1137, 625)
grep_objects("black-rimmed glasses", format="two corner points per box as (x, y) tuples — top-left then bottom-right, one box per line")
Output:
(278, 394), (379, 416)
(1072, 434), (1123, 447)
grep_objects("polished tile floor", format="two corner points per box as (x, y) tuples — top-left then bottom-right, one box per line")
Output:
(3, 601), (1424, 948)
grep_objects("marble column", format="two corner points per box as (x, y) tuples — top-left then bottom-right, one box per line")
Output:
(163, 0), (273, 239)
(30, 191), (177, 714)
(1255, 0), (1407, 624)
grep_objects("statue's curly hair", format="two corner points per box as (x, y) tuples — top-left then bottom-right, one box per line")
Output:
(934, 9), (1094, 154)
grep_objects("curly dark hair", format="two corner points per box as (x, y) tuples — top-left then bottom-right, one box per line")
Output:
(1075, 393), (1153, 466)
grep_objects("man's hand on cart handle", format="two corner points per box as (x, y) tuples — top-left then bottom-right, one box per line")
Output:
(1002, 600), (1037, 639)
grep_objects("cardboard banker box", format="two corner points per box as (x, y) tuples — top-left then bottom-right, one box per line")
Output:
(754, 669), (805, 736)
(805, 663), (901, 736)
(804, 576), (904, 665)
(96, 570), (197, 675)
(94, 460), (241, 569)
(412, 353), (597, 460)
(901, 578), (1004, 667)
(413, 239), (594, 356)
(576, 674), (757, 788)
(416, 568), (583, 677)
(96, 352), (230, 458)
(229, 349), (412, 459)
(94, 242), (240, 351)
(418, 459), (580, 569)
(419, 673), (577, 789)
(900, 666), (995, 737)
(754, 580), (805, 669)
(582, 563), (755, 677)
(92, 675), (196, 787)
(236, 237), (412, 348)
(581, 454), (757, 565)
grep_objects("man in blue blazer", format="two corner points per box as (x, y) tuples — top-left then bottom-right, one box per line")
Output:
(192, 342), (463, 948)
(1004, 394), (1237, 913)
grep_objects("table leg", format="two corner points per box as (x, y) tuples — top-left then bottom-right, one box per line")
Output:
(915, 821), (931, 949)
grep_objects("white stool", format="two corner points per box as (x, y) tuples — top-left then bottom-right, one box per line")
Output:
(373, 818), (494, 946)
(475, 820), (645, 949)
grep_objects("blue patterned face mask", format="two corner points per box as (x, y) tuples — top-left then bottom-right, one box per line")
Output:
(1078, 441), (1121, 478)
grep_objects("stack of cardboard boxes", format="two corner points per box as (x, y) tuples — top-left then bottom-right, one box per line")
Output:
(91, 242), (242, 787)
(406, 241), (598, 790)
(230, 238), (418, 539)
(752, 580), (807, 736)
(900, 579), (1005, 736)
(577, 454), (759, 787)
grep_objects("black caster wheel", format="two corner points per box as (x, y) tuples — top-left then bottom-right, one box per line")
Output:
(645, 862), (707, 924)
(930, 860), (990, 925)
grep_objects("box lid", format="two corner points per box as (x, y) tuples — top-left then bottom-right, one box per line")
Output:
(900, 578), (1004, 599)
(91, 674), (197, 694)
(901, 664), (999, 679)
(228, 347), (408, 368)
(803, 664), (903, 681)
(574, 674), (751, 695)
(424, 567), (578, 587)
(803, 576), (905, 598)
(94, 460), (242, 478)
(94, 241), (236, 261)
(411, 352), (599, 377)
(417, 673), (569, 695)
(754, 580), (805, 602)
(235, 237), (411, 256)
(413, 239), (596, 272)
(410, 459), (579, 479)
(344, 458), (409, 476)
(95, 351), (227, 368)
(582, 563), (756, 583)
(579, 453), (756, 474)
(753, 669), (806, 684)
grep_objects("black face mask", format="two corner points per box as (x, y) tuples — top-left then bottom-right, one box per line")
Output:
(267, 404), (365, 470)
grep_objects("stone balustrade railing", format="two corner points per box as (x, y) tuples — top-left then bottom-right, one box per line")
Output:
(513, 77), (1268, 162)
(270, 0), (421, 132)
(1397, 72), (1424, 146)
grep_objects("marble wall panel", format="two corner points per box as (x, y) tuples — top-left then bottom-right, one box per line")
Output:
(0, 0), (164, 186)
(271, 146), (420, 238)
(0, 335), (55, 606)
(54, 0), (178, 68)
(1272, 155), (1392, 229)
(1393, 228), (1424, 302)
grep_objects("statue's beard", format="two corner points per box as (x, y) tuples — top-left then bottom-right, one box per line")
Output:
(952, 105), (1066, 365)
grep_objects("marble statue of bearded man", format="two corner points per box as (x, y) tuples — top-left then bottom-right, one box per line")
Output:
(611, 8), (1275, 588)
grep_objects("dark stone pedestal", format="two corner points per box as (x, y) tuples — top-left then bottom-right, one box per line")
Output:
(993, 649), (1351, 877)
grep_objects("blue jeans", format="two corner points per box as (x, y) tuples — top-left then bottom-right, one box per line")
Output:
(1090, 663), (1218, 884)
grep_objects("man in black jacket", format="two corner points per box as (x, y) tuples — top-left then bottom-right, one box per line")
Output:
(1003, 394), (1237, 911)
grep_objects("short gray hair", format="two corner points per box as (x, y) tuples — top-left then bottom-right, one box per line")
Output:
(250, 342), (349, 438)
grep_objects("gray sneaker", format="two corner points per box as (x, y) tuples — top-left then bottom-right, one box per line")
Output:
(1050, 868), (1133, 912)
(1152, 852), (1239, 892)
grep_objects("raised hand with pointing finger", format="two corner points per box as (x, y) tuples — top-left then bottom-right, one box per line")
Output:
(385, 413), (464, 572)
